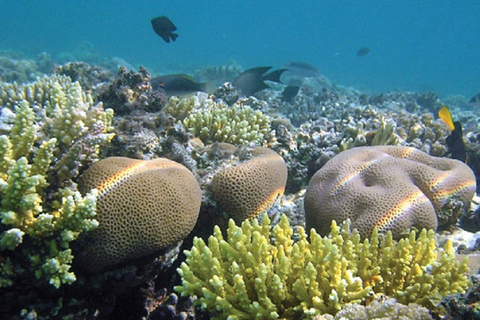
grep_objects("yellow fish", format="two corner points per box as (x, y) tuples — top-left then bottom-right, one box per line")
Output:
(438, 105), (455, 131)
(438, 105), (467, 162)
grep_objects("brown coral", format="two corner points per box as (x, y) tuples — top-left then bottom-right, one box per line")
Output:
(305, 146), (476, 238)
(76, 157), (201, 272)
(211, 147), (287, 222)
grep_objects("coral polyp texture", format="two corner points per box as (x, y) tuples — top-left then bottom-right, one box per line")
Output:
(165, 93), (271, 145)
(212, 147), (287, 222)
(0, 74), (114, 288)
(76, 156), (202, 272)
(304, 145), (476, 239)
(175, 214), (469, 319)
(315, 297), (432, 320)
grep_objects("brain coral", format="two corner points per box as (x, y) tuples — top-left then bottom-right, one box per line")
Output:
(305, 146), (476, 238)
(212, 147), (287, 222)
(77, 157), (201, 272)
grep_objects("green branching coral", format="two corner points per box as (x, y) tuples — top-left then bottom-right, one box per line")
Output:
(175, 214), (469, 319)
(165, 94), (271, 145)
(0, 75), (114, 288)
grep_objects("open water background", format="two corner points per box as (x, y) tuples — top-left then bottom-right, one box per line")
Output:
(1, 0), (479, 98)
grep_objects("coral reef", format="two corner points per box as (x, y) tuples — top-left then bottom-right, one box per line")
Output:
(175, 214), (469, 319)
(305, 146), (476, 238)
(440, 274), (480, 319)
(211, 147), (287, 222)
(0, 74), (114, 288)
(53, 61), (113, 92)
(76, 156), (202, 272)
(97, 66), (167, 115)
(165, 93), (272, 146)
(0, 51), (54, 83)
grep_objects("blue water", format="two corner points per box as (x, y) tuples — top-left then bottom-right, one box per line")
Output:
(1, 0), (479, 98)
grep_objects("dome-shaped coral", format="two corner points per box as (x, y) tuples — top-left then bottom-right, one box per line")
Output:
(77, 157), (201, 272)
(212, 147), (287, 222)
(304, 146), (476, 238)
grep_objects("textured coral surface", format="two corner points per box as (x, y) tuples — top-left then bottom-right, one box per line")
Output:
(212, 147), (287, 222)
(76, 157), (202, 272)
(0, 74), (113, 289)
(176, 214), (469, 319)
(305, 145), (476, 238)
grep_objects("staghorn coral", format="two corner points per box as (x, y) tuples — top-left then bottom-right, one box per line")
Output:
(0, 74), (114, 288)
(76, 156), (202, 273)
(165, 93), (271, 145)
(212, 147), (287, 222)
(305, 146), (476, 239)
(175, 214), (470, 319)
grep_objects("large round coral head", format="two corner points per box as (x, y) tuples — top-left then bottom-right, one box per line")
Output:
(76, 157), (201, 272)
(212, 147), (287, 222)
(304, 146), (476, 239)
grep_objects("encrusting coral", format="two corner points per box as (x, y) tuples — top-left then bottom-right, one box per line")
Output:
(315, 297), (433, 320)
(165, 93), (271, 145)
(175, 214), (470, 319)
(212, 147), (287, 222)
(0, 75), (114, 288)
(76, 156), (202, 272)
(305, 145), (476, 239)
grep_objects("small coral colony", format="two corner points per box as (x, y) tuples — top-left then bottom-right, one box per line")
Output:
(1, 15), (480, 320)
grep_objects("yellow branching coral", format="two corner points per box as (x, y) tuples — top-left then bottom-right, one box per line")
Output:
(165, 94), (271, 145)
(0, 75), (113, 288)
(175, 214), (470, 319)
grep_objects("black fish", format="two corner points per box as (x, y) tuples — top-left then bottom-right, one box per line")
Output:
(233, 66), (286, 96)
(469, 92), (480, 107)
(281, 85), (300, 103)
(438, 105), (467, 162)
(151, 74), (211, 96)
(447, 121), (467, 162)
(356, 47), (370, 57)
(283, 62), (320, 78)
(151, 16), (178, 43)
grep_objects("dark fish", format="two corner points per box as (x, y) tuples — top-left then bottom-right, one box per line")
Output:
(233, 66), (286, 96)
(151, 16), (178, 43)
(438, 105), (467, 162)
(469, 92), (480, 107)
(281, 85), (300, 103)
(151, 74), (211, 96)
(282, 62), (320, 78)
(356, 47), (370, 57)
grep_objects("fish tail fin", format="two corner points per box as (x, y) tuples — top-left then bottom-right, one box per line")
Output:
(438, 106), (456, 131)
(264, 69), (287, 83)
(200, 81), (217, 95)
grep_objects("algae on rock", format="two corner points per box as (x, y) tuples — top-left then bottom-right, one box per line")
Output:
(176, 214), (469, 319)
(0, 75), (114, 288)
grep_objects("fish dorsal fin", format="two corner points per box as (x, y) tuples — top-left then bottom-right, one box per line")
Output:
(174, 74), (197, 82)
(438, 106), (455, 131)
(243, 66), (272, 76)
